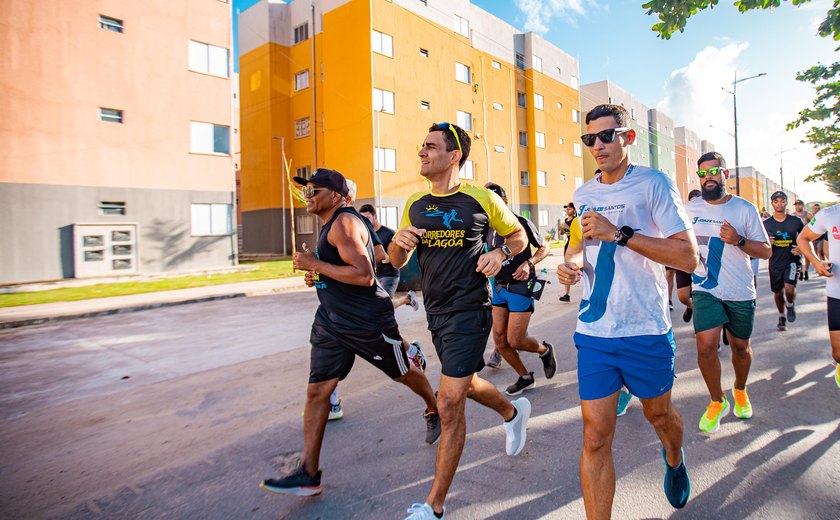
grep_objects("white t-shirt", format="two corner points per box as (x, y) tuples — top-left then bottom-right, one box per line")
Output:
(574, 165), (691, 338)
(686, 195), (767, 301)
(807, 204), (840, 299)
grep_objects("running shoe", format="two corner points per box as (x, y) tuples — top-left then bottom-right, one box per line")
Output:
(558, 294), (571, 302)
(682, 307), (693, 323)
(722, 330), (729, 346)
(505, 372), (535, 396)
(405, 502), (444, 519)
(407, 341), (427, 371)
(407, 290), (420, 311)
(328, 400), (344, 421)
(540, 341), (557, 379)
(486, 350), (504, 369)
(424, 408), (441, 444)
(786, 304), (796, 323)
(804, 271), (809, 281)
(835, 365), (840, 389)
(669, 300), (674, 311)
(732, 387), (753, 419)
(698, 397), (730, 433)
(260, 464), (322, 496)
(616, 389), (633, 417)
(662, 447), (690, 509)
(504, 397), (531, 456)
(777, 316), (787, 331)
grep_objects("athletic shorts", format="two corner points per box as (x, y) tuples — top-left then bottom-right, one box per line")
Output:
(491, 283), (534, 313)
(691, 291), (756, 340)
(574, 331), (676, 400)
(308, 318), (410, 383)
(428, 308), (491, 378)
(379, 274), (400, 298)
(674, 269), (692, 290)
(769, 262), (799, 293)
(814, 238), (825, 252)
(829, 297), (840, 331)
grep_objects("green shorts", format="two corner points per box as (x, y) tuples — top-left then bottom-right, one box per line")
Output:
(691, 291), (756, 340)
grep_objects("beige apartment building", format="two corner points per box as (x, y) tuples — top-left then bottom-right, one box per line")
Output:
(0, 0), (236, 284)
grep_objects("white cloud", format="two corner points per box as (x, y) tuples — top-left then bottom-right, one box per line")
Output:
(513, 0), (587, 33)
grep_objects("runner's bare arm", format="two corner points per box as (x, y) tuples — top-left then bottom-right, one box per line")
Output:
(797, 227), (832, 277)
(720, 220), (771, 259)
(388, 226), (426, 268)
(476, 222), (527, 277)
(558, 239), (583, 285)
(292, 214), (377, 286)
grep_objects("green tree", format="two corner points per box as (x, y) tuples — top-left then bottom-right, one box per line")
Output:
(642, 0), (840, 195)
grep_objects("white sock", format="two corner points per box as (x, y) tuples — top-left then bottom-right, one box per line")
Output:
(330, 388), (340, 406)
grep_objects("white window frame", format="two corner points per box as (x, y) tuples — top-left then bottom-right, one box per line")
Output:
(570, 75), (579, 89)
(456, 110), (472, 131)
(515, 52), (525, 70)
(573, 143), (583, 157)
(295, 117), (311, 138)
(190, 121), (230, 155)
(455, 62), (471, 84)
(517, 92), (527, 108)
(373, 87), (395, 114)
(491, 60), (501, 70)
(420, 101), (430, 110)
(294, 23), (309, 44)
(378, 207), (399, 229)
(188, 40), (229, 78)
(492, 102), (503, 111)
(535, 132), (546, 149)
(458, 160), (474, 179)
(296, 215), (315, 234)
(532, 55), (542, 72)
(454, 14), (470, 38)
(371, 30), (393, 57)
(374, 147), (397, 172)
(191, 203), (232, 236)
(538, 209), (549, 227)
(519, 131), (528, 147)
(296, 165), (312, 180)
(534, 93), (544, 111)
(572, 109), (580, 123)
(99, 107), (123, 123)
(99, 15), (123, 33)
(520, 171), (530, 186)
(294, 70), (309, 91)
(537, 170), (547, 187)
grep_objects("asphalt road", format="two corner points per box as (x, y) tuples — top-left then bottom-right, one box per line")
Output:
(1, 258), (838, 519)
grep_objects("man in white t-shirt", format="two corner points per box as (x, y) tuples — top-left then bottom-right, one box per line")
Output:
(796, 206), (840, 389)
(685, 152), (771, 433)
(557, 104), (699, 516)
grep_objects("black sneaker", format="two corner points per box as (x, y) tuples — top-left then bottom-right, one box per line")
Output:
(722, 330), (729, 346)
(682, 307), (693, 323)
(540, 341), (557, 379)
(261, 464), (322, 496)
(804, 271), (810, 281)
(777, 316), (787, 331)
(505, 373), (535, 396)
(786, 304), (796, 323)
(558, 294), (571, 302)
(669, 300), (674, 311)
(424, 409), (441, 445)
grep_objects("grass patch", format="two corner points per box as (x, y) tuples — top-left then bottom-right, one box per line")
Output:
(0, 260), (297, 308)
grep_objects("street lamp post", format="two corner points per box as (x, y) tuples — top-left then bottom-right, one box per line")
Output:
(775, 145), (798, 195)
(722, 71), (767, 196)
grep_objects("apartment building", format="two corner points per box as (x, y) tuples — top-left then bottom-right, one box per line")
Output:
(238, 0), (584, 253)
(674, 126), (702, 200)
(1, 0), (236, 284)
(725, 166), (795, 213)
(648, 109), (676, 179)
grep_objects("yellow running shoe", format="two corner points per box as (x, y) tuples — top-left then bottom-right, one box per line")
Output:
(732, 387), (753, 419)
(699, 397), (730, 433)
(835, 365), (840, 389)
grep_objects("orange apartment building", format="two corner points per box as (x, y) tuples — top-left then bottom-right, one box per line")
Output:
(1, 0), (236, 284)
(674, 126), (703, 200)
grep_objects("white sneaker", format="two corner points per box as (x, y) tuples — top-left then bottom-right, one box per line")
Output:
(504, 397), (531, 456)
(407, 290), (420, 311)
(405, 502), (444, 519)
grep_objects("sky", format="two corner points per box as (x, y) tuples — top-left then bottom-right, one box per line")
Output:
(234, 0), (837, 203)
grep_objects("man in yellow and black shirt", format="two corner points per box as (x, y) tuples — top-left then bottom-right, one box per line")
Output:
(391, 123), (529, 520)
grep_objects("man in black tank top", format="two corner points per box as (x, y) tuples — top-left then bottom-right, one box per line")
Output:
(259, 168), (440, 498)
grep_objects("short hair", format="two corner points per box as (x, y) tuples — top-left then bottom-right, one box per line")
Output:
(585, 104), (629, 127)
(484, 182), (507, 201)
(345, 179), (357, 204)
(358, 203), (376, 215)
(688, 189), (702, 201)
(429, 123), (471, 168)
(697, 151), (726, 168)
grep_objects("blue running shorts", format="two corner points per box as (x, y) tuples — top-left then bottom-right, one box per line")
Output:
(491, 283), (534, 313)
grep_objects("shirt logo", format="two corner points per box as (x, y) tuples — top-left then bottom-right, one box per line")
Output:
(578, 203), (626, 215)
(423, 205), (463, 230)
(692, 216), (723, 225)
(832, 225), (840, 240)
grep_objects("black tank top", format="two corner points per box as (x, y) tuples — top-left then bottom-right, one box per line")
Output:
(313, 207), (396, 331)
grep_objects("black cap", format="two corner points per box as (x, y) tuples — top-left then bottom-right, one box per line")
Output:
(795, 199), (804, 205)
(293, 168), (349, 197)
(771, 191), (787, 201)
(563, 202), (576, 209)
(688, 189), (702, 201)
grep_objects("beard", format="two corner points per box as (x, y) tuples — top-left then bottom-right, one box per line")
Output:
(701, 181), (725, 201)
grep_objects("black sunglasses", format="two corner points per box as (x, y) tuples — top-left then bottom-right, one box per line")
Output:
(580, 127), (631, 147)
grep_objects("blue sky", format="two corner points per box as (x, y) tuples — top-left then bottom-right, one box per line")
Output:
(234, 0), (837, 201)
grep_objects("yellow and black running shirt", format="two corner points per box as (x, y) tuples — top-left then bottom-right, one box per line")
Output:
(401, 184), (519, 315)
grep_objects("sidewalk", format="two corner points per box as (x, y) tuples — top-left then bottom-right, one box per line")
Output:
(0, 277), (308, 329)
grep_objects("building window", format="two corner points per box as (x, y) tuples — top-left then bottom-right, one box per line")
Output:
(574, 143), (582, 157)
(532, 55), (542, 72)
(190, 122), (230, 154)
(519, 131), (528, 147)
(556, 102), (563, 109)
(296, 215), (315, 234)
(420, 48), (429, 58)
(99, 107), (123, 123)
(575, 177), (583, 188)
(99, 15), (123, 33)
(538, 209), (549, 226)
(459, 160), (474, 179)
(572, 109), (580, 123)
(191, 203), (232, 236)
(374, 147), (397, 171)
(454, 14), (470, 37)
(188, 40), (229, 78)
(99, 201), (126, 216)
(373, 88), (395, 114)
(294, 23), (309, 44)
(515, 52), (525, 70)
(631, 108), (637, 120)
(492, 102), (503, 111)
(296, 165), (312, 179)
(372, 30), (393, 57)
(455, 62), (471, 83)
(535, 132), (545, 148)
(520, 171), (529, 186)
(517, 91), (526, 108)
(570, 75), (579, 89)
(420, 100), (430, 110)
(491, 60), (501, 70)
(537, 170), (547, 187)
(294, 117), (311, 138)
(294, 70), (309, 91)
(556, 66), (562, 76)
(456, 110), (472, 131)
(534, 93), (544, 110)
(494, 145), (505, 152)
(671, 150), (676, 160)
(559, 137), (565, 144)
(521, 209), (531, 220)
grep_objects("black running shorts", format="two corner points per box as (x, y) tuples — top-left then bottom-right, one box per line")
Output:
(674, 269), (692, 290)
(828, 297), (840, 331)
(308, 319), (410, 383)
(427, 308), (491, 378)
(769, 262), (799, 293)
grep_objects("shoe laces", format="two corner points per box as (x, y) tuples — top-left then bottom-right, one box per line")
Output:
(705, 400), (725, 419)
(733, 388), (749, 407)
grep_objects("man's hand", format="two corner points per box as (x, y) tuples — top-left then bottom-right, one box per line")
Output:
(719, 220), (741, 245)
(580, 209), (616, 242)
(476, 248), (506, 278)
(768, 234), (776, 246)
(814, 261), (833, 278)
(512, 260), (531, 281)
(293, 243), (318, 271)
(304, 270), (317, 287)
(557, 262), (582, 285)
(393, 226), (426, 252)
(792, 245), (801, 256)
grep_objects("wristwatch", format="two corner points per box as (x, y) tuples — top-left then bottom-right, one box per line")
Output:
(615, 226), (634, 247)
(500, 244), (513, 260)
(737, 236), (747, 247)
